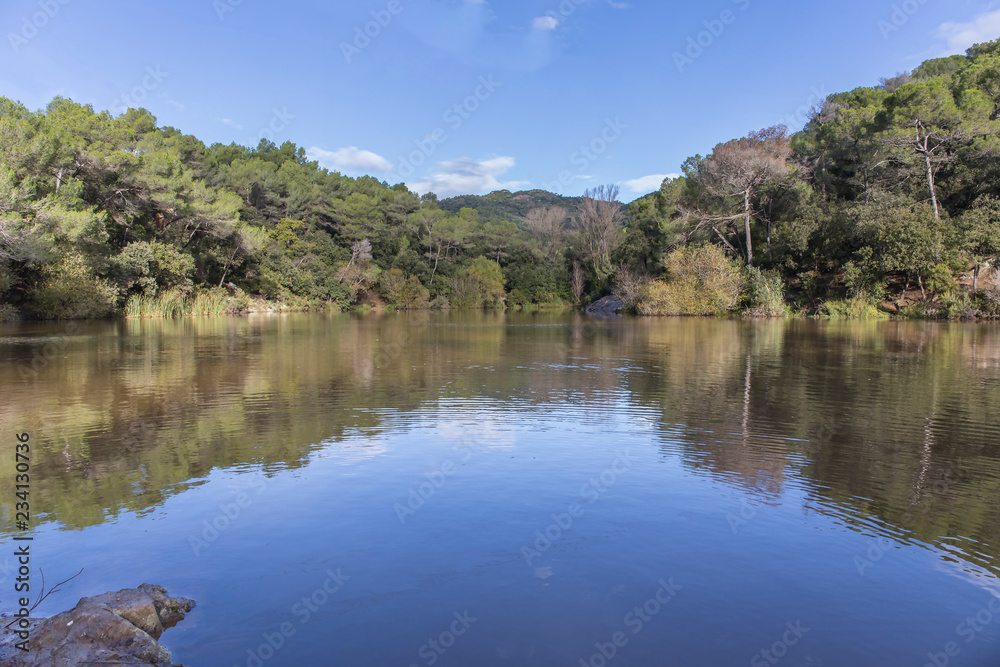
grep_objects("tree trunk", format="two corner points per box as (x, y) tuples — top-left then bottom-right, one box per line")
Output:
(710, 224), (741, 258)
(430, 247), (441, 283)
(924, 151), (940, 220)
(973, 264), (981, 292)
(744, 189), (754, 267)
(219, 240), (242, 288)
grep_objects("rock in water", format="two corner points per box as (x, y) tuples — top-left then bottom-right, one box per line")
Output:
(585, 295), (625, 315)
(2, 584), (195, 667)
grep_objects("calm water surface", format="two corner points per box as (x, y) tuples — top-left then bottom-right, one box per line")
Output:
(1, 313), (1000, 666)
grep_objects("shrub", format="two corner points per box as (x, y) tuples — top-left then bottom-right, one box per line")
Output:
(0, 303), (20, 321)
(819, 295), (889, 319)
(450, 257), (506, 309)
(27, 253), (117, 319)
(109, 241), (194, 301)
(973, 268), (1000, 318)
(507, 288), (528, 308)
(379, 268), (430, 310)
(636, 245), (741, 316)
(742, 266), (788, 317)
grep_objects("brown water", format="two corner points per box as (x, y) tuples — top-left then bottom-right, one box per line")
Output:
(1, 313), (999, 666)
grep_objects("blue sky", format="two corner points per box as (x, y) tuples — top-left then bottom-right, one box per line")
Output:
(2, 0), (999, 199)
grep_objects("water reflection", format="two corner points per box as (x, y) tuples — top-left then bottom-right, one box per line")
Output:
(1, 314), (999, 664)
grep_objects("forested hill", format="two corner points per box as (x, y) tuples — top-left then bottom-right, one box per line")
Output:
(438, 189), (585, 225)
(2, 38), (1000, 320)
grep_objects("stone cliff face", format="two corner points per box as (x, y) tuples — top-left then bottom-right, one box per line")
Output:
(1, 584), (195, 667)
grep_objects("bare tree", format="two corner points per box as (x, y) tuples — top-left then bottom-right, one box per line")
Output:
(575, 184), (625, 282)
(695, 126), (792, 266)
(525, 206), (567, 256)
(571, 261), (586, 304)
(612, 265), (649, 308)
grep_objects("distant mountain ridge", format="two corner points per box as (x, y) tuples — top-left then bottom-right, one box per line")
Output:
(438, 189), (587, 226)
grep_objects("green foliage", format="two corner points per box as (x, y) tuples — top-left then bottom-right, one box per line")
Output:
(636, 245), (741, 316)
(7, 38), (1000, 320)
(450, 257), (507, 309)
(820, 296), (889, 320)
(110, 241), (194, 300)
(379, 268), (430, 310)
(27, 252), (117, 319)
(507, 288), (528, 308)
(742, 266), (789, 317)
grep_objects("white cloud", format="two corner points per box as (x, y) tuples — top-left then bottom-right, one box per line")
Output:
(532, 16), (560, 31)
(936, 8), (1000, 54)
(308, 146), (393, 173)
(623, 174), (680, 194)
(607, 1), (630, 8)
(410, 156), (528, 197)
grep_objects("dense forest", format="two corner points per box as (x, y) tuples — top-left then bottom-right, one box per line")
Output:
(2, 39), (1000, 320)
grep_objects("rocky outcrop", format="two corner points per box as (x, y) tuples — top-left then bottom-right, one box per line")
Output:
(585, 294), (625, 315)
(1, 584), (195, 667)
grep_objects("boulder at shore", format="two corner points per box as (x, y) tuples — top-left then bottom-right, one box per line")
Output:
(585, 295), (625, 315)
(1, 584), (195, 667)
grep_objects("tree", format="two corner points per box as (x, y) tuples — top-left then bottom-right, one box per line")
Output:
(450, 256), (506, 308)
(959, 196), (1000, 290)
(879, 79), (965, 219)
(575, 184), (625, 283)
(525, 206), (567, 257)
(694, 126), (793, 266)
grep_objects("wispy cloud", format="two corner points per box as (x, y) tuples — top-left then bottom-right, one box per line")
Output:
(410, 156), (528, 197)
(532, 16), (560, 31)
(936, 8), (1000, 54)
(607, 0), (630, 9)
(308, 146), (394, 173)
(623, 173), (679, 194)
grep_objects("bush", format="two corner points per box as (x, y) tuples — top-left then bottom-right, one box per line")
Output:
(379, 268), (430, 310)
(109, 241), (194, 301)
(0, 303), (20, 321)
(742, 266), (788, 317)
(973, 269), (1000, 318)
(636, 245), (741, 316)
(507, 288), (528, 308)
(450, 257), (506, 309)
(28, 253), (117, 319)
(819, 296), (889, 319)
(940, 292), (978, 320)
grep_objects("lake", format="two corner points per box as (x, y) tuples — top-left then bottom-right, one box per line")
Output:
(1, 312), (1000, 666)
